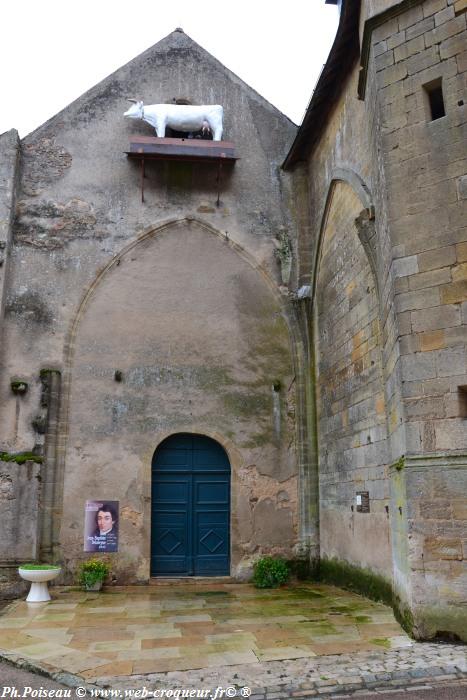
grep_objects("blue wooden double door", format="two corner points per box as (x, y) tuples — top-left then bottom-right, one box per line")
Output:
(151, 434), (231, 576)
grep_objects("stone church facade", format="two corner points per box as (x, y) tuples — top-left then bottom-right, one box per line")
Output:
(0, 0), (466, 641)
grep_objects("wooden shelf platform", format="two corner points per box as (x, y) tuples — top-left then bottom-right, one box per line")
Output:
(125, 137), (237, 202)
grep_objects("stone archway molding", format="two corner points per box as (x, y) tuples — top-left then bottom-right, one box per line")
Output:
(312, 168), (377, 307)
(48, 217), (309, 564)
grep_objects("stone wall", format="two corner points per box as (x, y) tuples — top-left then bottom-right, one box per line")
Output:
(316, 182), (391, 576)
(1, 3), (465, 639)
(403, 454), (467, 640)
(370, 0), (467, 456)
(291, 0), (466, 639)
(0, 129), (20, 366)
(0, 29), (303, 583)
(367, 0), (467, 637)
(0, 458), (41, 597)
(61, 220), (297, 580)
(293, 57), (396, 583)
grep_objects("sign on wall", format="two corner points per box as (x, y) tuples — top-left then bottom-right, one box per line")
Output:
(84, 500), (119, 552)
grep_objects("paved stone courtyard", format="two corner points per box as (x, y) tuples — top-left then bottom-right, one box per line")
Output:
(0, 584), (412, 678)
(0, 584), (465, 697)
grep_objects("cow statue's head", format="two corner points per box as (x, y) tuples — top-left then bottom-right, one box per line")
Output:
(123, 99), (144, 119)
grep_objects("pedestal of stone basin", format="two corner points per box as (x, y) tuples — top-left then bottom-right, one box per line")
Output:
(18, 567), (61, 602)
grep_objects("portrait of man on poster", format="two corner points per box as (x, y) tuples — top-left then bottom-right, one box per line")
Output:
(84, 501), (119, 553)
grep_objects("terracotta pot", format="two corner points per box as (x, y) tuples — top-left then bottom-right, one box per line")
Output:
(85, 579), (103, 592)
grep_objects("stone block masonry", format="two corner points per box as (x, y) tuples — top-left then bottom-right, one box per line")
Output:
(1, 0), (466, 651)
(374, 0), (467, 456)
(370, 0), (467, 639)
(283, 0), (467, 643)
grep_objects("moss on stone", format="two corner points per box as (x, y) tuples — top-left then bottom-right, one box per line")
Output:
(193, 366), (234, 391)
(222, 391), (270, 418)
(0, 451), (43, 465)
(354, 614), (373, 623)
(318, 558), (393, 607)
(393, 596), (414, 635)
(10, 380), (28, 395)
(393, 456), (405, 471)
(316, 557), (414, 636)
(39, 368), (61, 377)
(301, 620), (337, 634)
(241, 432), (273, 448)
(287, 558), (319, 581)
(413, 606), (467, 643)
(370, 638), (391, 648)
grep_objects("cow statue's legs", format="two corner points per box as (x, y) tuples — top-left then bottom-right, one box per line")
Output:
(155, 120), (166, 138)
(208, 118), (223, 141)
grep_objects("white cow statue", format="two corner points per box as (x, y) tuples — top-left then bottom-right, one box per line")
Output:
(124, 100), (223, 141)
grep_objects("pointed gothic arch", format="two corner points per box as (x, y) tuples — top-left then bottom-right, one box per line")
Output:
(46, 217), (310, 578)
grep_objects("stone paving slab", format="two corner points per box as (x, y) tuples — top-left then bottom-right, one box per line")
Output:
(0, 585), (465, 698)
(0, 584), (415, 680)
(89, 643), (466, 694)
(0, 642), (465, 698)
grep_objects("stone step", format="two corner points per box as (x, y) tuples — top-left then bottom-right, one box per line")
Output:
(149, 576), (237, 585)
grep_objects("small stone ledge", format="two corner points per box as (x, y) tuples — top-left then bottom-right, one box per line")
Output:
(389, 452), (467, 471)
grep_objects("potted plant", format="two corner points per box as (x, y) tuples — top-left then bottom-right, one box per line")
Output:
(77, 558), (110, 591)
(18, 563), (61, 602)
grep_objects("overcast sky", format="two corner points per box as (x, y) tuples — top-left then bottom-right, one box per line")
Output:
(1, 1), (338, 138)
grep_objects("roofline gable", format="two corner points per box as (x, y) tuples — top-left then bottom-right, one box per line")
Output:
(282, 0), (360, 170)
(23, 29), (296, 143)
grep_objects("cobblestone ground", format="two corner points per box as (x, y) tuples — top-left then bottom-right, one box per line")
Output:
(89, 642), (466, 697)
(1, 642), (465, 698)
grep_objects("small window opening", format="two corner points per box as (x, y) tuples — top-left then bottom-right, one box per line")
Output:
(424, 79), (446, 121)
(459, 386), (467, 419)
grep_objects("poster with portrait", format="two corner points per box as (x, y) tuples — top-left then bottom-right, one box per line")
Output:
(84, 500), (119, 553)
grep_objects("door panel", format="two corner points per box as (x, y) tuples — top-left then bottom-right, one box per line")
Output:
(151, 475), (192, 575)
(193, 473), (230, 574)
(195, 480), (229, 504)
(151, 434), (230, 576)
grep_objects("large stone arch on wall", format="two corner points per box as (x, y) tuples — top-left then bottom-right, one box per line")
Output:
(313, 177), (392, 577)
(57, 218), (300, 581)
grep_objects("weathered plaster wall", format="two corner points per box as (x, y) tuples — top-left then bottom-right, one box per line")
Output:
(0, 129), (20, 355)
(0, 458), (40, 597)
(0, 29), (301, 582)
(0, 129), (20, 388)
(0, 30), (297, 451)
(316, 182), (391, 577)
(0, 459), (41, 561)
(61, 221), (297, 580)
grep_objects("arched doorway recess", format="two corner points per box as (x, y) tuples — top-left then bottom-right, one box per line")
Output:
(151, 433), (231, 576)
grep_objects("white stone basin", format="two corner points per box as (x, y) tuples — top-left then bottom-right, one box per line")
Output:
(18, 567), (61, 603)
